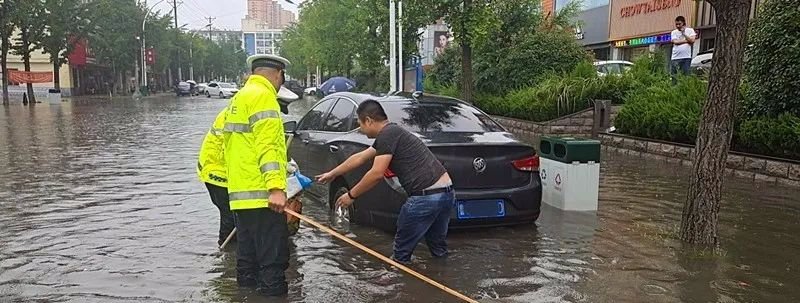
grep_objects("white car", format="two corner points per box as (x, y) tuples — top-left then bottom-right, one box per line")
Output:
(691, 49), (714, 76)
(593, 60), (633, 76)
(206, 82), (239, 98)
(303, 86), (318, 95)
(197, 83), (208, 94)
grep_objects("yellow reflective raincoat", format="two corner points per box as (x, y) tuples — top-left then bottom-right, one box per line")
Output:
(223, 75), (287, 210)
(197, 109), (228, 187)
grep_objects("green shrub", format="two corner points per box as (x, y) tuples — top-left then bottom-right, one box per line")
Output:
(615, 77), (707, 143)
(429, 46), (462, 87)
(736, 114), (800, 159)
(745, 0), (800, 117)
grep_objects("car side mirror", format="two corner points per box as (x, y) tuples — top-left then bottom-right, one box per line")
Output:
(283, 121), (297, 133)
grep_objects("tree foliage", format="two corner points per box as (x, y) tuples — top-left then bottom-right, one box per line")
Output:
(744, 0), (800, 117)
(279, 0), (434, 88)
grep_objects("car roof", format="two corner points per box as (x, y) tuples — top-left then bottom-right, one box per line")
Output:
(594, 60), (633, 65)
(321, 91), (468, 106)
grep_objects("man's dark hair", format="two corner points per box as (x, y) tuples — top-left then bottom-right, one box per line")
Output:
(356, 100), (388, 121)
(675, 16), (686, 23)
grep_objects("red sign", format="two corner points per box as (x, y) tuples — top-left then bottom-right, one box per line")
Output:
(620, 0), (681, 18)
(8, 70), (53, 84)
(68, 37), (88, 66)
(145, 48), (156, 65)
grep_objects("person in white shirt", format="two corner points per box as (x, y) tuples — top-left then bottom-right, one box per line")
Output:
(670, 16), (696, 84)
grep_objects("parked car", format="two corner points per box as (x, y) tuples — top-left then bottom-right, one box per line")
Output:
(283, 92), (542, 231)
(205, 82), (239, 98)
(594, 60), (633, 76)
(284, 80), (306, 97)
(691, 48), (714, 77)
(197, 83), (208, 94)
(303, 86), (318, 96)
(175, 81), (191, 96)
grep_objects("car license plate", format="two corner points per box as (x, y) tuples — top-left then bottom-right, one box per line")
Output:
(456, 200), (506, 219)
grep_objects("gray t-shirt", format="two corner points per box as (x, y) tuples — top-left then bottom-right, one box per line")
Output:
(371, 123), (447, 193)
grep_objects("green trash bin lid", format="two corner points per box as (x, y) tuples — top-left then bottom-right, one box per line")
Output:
(540, 136), (601, 163)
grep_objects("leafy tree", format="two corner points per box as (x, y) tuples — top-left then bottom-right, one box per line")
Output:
(11, 0), (45, 103)
(0, 0), (16, 104)
(87, 0), (143, 94)
(38, 0), (92, 91)
(744, 0), (800, 117)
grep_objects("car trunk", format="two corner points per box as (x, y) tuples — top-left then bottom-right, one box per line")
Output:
(421, 132), (536, 190)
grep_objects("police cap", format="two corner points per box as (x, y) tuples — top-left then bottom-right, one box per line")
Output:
(247, 55), (291, 72)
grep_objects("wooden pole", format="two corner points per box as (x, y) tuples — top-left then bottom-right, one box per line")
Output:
(283, 209), (479, 303)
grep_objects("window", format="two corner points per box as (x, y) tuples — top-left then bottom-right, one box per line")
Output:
(256, 33), (266, 39)
(384, 101), (505, 133)
(322, 99), (357, 132)
(257, 40), (267, 47)
(298, 98), (336, 131)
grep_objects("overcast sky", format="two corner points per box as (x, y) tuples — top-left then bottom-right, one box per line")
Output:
(148, 0), (300, 31)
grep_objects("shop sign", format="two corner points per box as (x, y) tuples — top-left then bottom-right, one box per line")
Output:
(621, 0), (682, 18)
(614, 33), (671, 47)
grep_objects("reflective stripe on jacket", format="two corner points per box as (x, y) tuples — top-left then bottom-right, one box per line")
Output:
(223, 75), (287, 210)
(197, 109), (228, 187)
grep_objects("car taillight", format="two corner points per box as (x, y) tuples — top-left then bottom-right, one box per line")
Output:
(384, 169), (396, 178)
(512, 155), (539, 172)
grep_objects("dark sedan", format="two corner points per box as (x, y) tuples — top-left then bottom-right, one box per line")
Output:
(284, 92), (542, 231)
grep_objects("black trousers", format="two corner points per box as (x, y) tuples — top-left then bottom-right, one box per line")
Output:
(205, 183), (236, 246)
(235, 207), (289, 296)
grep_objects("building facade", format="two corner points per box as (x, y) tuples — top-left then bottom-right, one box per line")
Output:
(608, 0), (695, 61)
(694, 0), (762, 53)
(417, 20), (451, 67)
(558, 0), (613, 59)
(241, 21), (284, 56)
(244, 0), (295, 29)
(197, 30), (243, 44)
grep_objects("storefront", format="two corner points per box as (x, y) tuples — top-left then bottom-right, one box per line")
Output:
(609, 0), (696, 62)
(694, 0), (762, 53)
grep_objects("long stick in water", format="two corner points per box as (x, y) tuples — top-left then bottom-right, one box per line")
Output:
(283, 208), (479, 303)
(219, 227), (237, 250)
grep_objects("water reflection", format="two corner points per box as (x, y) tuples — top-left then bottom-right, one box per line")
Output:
(0, 96), (798, 303)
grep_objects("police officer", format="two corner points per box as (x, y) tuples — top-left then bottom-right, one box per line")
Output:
(197, 107), (234, 247)
(224, 54), (291, 296)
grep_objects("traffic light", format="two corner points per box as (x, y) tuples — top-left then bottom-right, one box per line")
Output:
(145, 48), (156, 65)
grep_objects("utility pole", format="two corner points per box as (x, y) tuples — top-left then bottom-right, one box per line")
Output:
(389, 0), (396, 92)
(172, 0), (181, 82)
(398, 0), (403, 92)
(205, 16), (216, 40)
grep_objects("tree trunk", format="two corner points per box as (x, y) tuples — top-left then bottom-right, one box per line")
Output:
(680, 0), (752, 248)
(52, 59), (61, 90)
(1, 37), (8, 105)
(460, 0), (474, 104)
(21, 29), (36, 104)
(461, 42), (474, 104)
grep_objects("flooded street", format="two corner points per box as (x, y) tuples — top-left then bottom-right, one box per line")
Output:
(1, 95), (799, 303)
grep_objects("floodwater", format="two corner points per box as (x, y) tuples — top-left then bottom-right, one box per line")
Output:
(0, 95), (798, 303)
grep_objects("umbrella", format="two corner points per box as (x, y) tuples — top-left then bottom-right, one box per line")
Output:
(320, 77), (356, 95)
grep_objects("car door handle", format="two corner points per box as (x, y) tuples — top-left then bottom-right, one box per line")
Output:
(329, 145), (339, 153)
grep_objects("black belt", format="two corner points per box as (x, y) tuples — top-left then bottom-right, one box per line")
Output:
(409, 186), (453, 197)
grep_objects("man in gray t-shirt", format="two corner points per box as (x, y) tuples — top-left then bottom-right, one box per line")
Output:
(316, 100), (454, 263)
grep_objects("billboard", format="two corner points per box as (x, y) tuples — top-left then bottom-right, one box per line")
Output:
(433, 31), (450, 58)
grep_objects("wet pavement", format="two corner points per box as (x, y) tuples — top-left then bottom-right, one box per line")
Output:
(0, 95), (798, 303)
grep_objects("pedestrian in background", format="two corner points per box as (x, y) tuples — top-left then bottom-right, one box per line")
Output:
(316, 100), (454, 264)
(223, 54), (291, 296)
(671, 16), (696, 84)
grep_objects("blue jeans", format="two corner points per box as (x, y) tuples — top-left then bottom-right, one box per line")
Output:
(671, 58), (692, 84)
(391, 191), (455, 263)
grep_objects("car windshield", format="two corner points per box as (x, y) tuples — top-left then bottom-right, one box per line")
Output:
(604, 63), (631, 74)
(383, 101), (505, 133)
(220, 83), (235, 89)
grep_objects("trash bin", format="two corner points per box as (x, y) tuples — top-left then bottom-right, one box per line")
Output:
(48, 89), (62, 104)
(539, 136), (601, 211)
